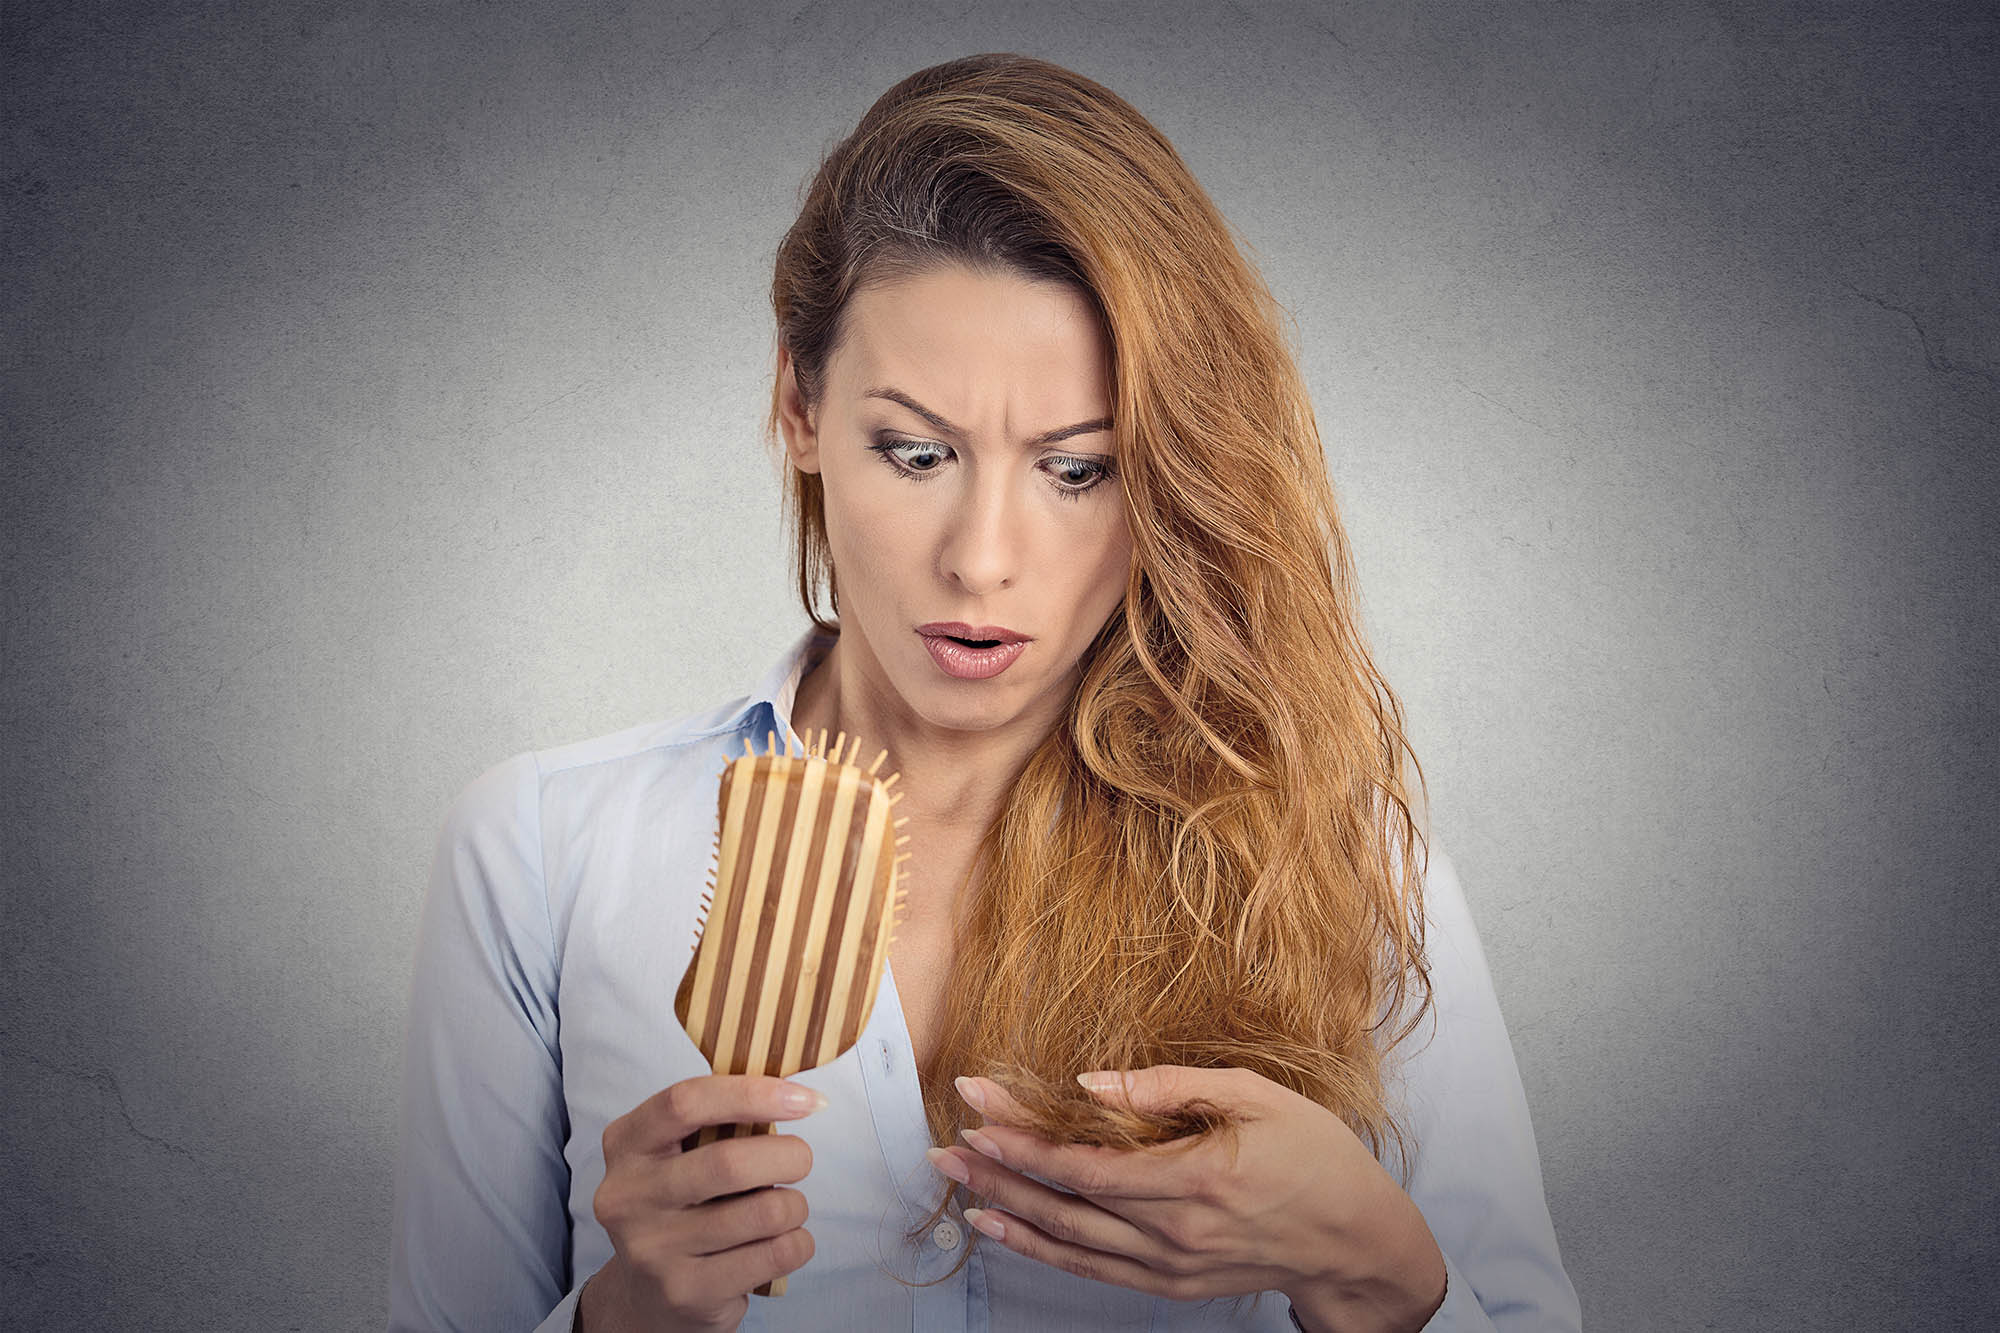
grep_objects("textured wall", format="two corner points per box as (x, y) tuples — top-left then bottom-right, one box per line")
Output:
(4, 2), (1995, 1329)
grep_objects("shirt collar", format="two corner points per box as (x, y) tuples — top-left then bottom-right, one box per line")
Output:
(735, 622), (838, 744)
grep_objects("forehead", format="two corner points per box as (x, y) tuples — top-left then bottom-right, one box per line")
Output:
(834, 265), (1111, 408)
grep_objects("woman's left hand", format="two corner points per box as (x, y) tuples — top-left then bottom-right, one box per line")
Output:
(925, 1066), (1447, 1333)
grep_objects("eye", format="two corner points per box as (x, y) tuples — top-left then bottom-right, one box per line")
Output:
(1041, 454), (1115, 500)
(868, 438), (952, 480)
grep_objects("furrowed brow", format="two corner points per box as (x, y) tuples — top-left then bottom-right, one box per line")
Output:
(864, 386), (1112, 448)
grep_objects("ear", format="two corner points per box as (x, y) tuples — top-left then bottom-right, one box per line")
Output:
(776, 345), (822, 475)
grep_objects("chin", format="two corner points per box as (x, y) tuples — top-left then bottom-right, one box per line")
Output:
(909, 684), (1025, 733)
(899, 661), (1043, 731)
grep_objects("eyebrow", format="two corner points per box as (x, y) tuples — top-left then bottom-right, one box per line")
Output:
(863, 386), (1113, 449)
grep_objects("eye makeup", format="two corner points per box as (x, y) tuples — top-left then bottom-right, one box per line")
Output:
(865, 437), (1117, 500)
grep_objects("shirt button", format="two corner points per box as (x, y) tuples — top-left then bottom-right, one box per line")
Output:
(931, 1219), (961, 1251)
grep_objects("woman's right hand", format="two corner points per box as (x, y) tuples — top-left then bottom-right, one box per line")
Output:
(578, 1074), (824, 1332)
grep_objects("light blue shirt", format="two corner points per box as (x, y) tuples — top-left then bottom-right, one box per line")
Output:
(387, 624), (1581, 1332)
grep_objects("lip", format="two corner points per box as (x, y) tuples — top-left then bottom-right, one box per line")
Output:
(916, 622), (1030, 643)
(916, 624), (1031, 681)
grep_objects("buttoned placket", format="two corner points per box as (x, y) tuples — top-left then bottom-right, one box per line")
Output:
(861, 958), (977, 1333)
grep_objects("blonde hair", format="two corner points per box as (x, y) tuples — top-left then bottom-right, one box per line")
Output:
(763, 54), (1431, 1288)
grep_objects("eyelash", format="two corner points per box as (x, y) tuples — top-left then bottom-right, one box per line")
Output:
(866, 439), (1116, 500)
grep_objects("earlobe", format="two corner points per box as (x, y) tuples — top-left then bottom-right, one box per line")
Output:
(777, 348), (822, 475)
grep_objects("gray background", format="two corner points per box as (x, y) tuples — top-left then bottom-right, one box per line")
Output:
(5, 2), (1996, 1329)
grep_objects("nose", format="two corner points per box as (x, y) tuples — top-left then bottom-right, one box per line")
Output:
(938, 465), (1018, 596)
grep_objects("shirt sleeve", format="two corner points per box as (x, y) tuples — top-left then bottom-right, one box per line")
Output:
(1393, 843), (1582, 1332)
(387, 750), (579, 1332)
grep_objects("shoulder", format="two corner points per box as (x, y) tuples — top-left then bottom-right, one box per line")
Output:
(1413, 841), (1483, 971)
(1377, 836), (1508, 1070)
(1381, 834), (1484, 992)
(534, 691), (752, 779)
(436, 692), (757, 840)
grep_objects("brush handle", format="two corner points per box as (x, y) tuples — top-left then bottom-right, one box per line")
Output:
(678, 1120), (790, 1297)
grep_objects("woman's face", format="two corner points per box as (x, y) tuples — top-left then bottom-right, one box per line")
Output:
(779, 262), (1131, 738)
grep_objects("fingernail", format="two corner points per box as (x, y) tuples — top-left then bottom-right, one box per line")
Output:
(925, 1146), (970, 1184)
(779, 1084), (827, 1113)
(964, 1207), (1006, 1240)
(953, 1075), (987, 1111)
(961, 1126), (1003, 1163)
(1076, 1070), (1122, 1093)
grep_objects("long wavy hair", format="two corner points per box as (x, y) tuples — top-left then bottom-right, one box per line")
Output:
(762, 54), (1433, 1286)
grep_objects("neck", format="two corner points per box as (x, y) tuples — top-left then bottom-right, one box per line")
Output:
(788, 629), (1062, 845)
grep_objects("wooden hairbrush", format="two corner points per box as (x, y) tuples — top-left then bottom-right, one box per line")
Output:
(673, 726), (911, 1297)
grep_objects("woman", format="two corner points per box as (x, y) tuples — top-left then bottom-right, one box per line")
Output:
(388, 54), (1580, 1333)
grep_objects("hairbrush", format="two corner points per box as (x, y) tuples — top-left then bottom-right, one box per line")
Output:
(673, 726), (911, 1297)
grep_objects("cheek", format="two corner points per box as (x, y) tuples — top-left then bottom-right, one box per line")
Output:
(821, 467), (926, 582)
(1087, 522), (1134, 592)
(1062, 523), (1132, 626)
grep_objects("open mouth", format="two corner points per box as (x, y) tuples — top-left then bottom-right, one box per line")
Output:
(918, 629), (1029, 680)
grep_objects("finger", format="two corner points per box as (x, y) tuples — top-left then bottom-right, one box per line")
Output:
(954, 1117), (1203, 1202)
(681, 1186), (810, 1257)
(926, 1144), (1162, 1262)
(685, 1226), (816, 1301)
(960, 1204), (1196, 1302)
(597, 1131), (806, 1227)
(667, 1130), (814, 1206)
(609, 1075), (827, 1158)
(954, 1067), (1232, 1186)
(1073, 1064), (1257, 1116)
(953, 1073), (1033, 1126)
